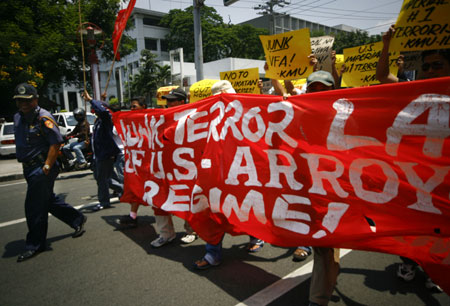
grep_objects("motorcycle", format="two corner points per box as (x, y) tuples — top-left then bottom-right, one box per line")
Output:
(57, 136), (93, 172)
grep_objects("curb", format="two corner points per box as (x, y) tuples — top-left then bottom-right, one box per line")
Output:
(0, 169), (92, 183)
(0, 174), (24, 182)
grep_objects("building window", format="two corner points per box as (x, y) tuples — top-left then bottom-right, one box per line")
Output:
(143, 17), (161, 26)
(161, 39), (168, 52)
(145, 38), (158, 51)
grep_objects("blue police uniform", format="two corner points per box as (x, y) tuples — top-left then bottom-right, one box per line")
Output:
(89, 99), (121, 210)
(14, 106), (85, 252)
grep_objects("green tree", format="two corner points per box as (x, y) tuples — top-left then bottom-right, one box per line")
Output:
(333, 30), (382, 53)
(0, 0), (135, 120)
(127, 49), (171, 108)
(160, 6), (267, 62)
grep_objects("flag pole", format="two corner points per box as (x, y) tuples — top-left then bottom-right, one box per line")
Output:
(78, 0), (87, 103)
(103, 33), (123, 96)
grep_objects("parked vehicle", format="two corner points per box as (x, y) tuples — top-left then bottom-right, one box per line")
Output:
(0, 122), (15, 156)
(52, 112), (96, 135)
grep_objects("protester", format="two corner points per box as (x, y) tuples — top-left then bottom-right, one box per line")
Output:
(376, 25), (450, 83)
(192, 80), (265, 269)
(62, 107), (90, 170)
(82, 91), (121, 211)
(300, 71), (341, 306)
(117, 97), (147, 228)
(13, 83), (87, 262)
(108, 102), (125, 198)
(376, 25), (449, 293)
(150, 87), (199, 247)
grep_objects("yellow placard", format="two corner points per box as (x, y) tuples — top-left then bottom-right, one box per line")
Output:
(220, 68), (260, 94)
(156, 86), (179, 106)
(311, 36), (335, 73)
(279, 78), (307, 89)
(189, 79), (219, 103)
(391, 0), (450, 51)
(260, 28), (313, 80)
(343, 41), (399, 87)
(335, 54), (348, 88)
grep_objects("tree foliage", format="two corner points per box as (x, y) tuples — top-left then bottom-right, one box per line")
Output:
(127, 49), (171, 108)
(333, 31), (382, 54)
(160, 6), (268, 62)
(0, 0), (135, 120)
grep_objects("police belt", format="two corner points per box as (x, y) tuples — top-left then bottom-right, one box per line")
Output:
(22, 153), (47, 169)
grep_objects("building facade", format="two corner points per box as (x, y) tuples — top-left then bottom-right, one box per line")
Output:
(49, 8), (358, 111)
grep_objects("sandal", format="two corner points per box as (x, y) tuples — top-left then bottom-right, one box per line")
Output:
(246, 242), (264, 253)
(293, 247), (311, 261)
(193, 257), (220, 270)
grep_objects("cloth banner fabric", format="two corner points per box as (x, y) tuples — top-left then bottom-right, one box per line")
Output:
(112, 0), (136, 60)
(114, 78), (450, 293)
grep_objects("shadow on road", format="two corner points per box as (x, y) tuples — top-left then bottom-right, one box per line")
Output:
(96, 213), (306, 303)
(2, 233), (72, 258)
(339, 265), (443, 305)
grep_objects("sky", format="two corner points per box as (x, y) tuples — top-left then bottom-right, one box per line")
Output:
(135, 0), (404, 35)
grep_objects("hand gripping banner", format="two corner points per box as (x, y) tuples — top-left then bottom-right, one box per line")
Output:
(114, 77), (450, 293)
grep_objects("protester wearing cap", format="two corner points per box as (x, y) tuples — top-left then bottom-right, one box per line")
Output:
(13, 83), (87, 262)
(162, 87), (188, 107)
(151, 86), (199, 247)
(306, 70), (335, 93)
(303, 71), (340, 306)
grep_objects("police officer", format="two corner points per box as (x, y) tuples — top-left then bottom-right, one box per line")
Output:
(13, 83), (87, 262)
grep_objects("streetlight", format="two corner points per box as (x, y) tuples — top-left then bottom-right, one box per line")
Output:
(78, 22), (104, 100)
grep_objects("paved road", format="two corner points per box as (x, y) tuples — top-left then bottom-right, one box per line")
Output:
(0, 172), (449, 306)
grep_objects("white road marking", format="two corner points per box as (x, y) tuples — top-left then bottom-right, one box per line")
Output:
(0, 198), (120, 228)
(235, 249), (352, 306)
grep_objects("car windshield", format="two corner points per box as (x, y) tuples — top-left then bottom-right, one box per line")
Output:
(3, 124), (14, 135)
(66, 114), (96, 126)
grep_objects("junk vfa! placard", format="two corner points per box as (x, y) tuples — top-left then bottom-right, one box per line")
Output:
(220, 68), (260, 94)
(260, 29), (313, 80)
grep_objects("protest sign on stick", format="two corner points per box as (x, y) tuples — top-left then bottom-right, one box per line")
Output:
(391, 0), (450, 51)
(220, 68), (260, 94)
(260, 29), (313, 80)
(343, 41), (399, 87)
(311, 36), (335, 72)
(189, 79), (219, 103)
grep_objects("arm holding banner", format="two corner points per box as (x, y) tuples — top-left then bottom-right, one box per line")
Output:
(376, 25), (399, 84)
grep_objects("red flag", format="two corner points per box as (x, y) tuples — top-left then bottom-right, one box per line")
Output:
(112, 0), (136, 60)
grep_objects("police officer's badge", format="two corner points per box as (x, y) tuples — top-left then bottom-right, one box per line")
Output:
(18, 85), (26, 95)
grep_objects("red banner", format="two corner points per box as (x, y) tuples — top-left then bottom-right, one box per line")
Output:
(114, 77), (450, 293)
(112, 0), (136, 60)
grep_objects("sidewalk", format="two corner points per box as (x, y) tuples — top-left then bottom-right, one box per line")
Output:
(0, 157), (24, 182)
(0, 157), (91, 182)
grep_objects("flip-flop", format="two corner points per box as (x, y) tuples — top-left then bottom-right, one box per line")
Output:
(293, 248), (310, 261)
(247, 243), (264, 253)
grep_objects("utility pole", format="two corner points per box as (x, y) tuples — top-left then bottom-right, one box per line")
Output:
(193, 0), (204, 81)
(254, 0), (290, 35)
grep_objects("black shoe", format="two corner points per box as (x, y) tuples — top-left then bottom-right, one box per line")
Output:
(72, 215), (87, 238)
(17, 249), (41, 262)
(92, 204), (111, 211)
(118, 215), (138, 227)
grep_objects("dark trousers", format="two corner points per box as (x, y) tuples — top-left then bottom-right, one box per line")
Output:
(93, 158), (114, 206)
(24, 165), (83, 251)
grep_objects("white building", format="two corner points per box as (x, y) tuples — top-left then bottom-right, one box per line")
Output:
(49, 7), (357, 111)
